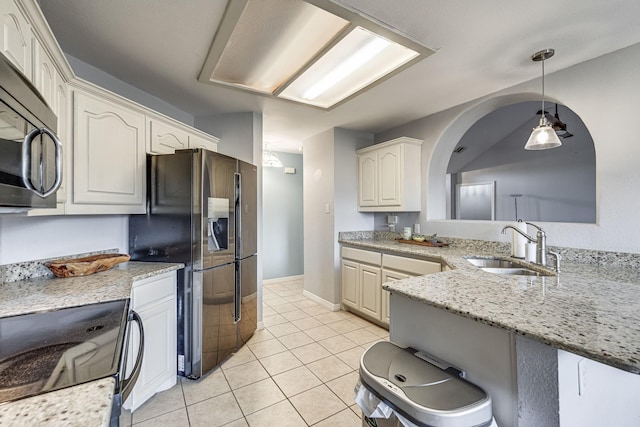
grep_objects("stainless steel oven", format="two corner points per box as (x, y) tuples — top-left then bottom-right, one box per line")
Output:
(0, 300), (144, 426)
(0, 54), (62, 211)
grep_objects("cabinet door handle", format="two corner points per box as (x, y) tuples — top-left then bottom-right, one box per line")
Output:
(21, 127), (62, 198)
(121, 310), (144, 401)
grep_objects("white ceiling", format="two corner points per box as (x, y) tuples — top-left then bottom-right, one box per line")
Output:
(39, 0), (640, 153)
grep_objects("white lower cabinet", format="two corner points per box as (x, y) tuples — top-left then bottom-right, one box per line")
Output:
(359, 264), (382, 319)
(341, 246), (442, 327)
(341, 248), (382, 322)
(124, 271), (177, 412)
(381, 269), (410, 325)
(341, 259), (360, 309)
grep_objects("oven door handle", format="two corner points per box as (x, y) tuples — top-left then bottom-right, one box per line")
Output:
(21, 127), (63, 198)
(121, 310), (144, 401)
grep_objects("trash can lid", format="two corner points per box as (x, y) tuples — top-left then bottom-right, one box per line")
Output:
(360, 341), (492, 427)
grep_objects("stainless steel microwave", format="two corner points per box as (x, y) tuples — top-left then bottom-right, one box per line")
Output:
(0, 54), (62, 211)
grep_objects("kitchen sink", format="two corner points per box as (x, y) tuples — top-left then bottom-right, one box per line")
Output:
(465, 257), (554, 277)
(481, 267), (542, 276)
(465, 257), (522, 268)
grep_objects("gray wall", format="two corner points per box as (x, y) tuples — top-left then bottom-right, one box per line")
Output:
(262, 152), (303, 280)
(303, 130), (336, 304)
(303, 128), (374, 305)
(195, 113), (260, 164)
(0, 215), (128, 264)
(66, 54), (194, 125)
(452, 103), (596, 223)
(459, 146), (596, 223)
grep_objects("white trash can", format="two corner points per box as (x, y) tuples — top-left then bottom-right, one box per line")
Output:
(356, 341), (494, 427)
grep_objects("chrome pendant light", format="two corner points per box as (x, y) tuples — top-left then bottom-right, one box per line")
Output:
(524, 48), (562, 150)
(263, 144), (283, 168)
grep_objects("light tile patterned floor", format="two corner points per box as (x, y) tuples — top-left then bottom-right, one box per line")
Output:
(124, 278), (388, 426)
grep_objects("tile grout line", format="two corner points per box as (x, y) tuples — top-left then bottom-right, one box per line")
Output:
(248, 334), (354, 425)
(135, 280), (381, 426)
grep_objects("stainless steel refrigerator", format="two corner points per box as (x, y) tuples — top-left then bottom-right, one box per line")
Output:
(129, 149), (257, 379)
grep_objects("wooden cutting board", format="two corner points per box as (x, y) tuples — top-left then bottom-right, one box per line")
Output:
(47, 254), (131, 278)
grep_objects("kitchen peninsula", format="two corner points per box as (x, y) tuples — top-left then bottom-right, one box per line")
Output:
(339, 231), (640, 426)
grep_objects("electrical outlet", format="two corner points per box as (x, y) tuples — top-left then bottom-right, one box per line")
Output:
(387, 215), (398, 224)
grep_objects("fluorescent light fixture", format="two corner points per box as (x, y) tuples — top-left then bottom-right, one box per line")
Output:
(302, 34), (391, 100)
(199, 0), (434, 109)
(206, 0), (348, 94)
(280, 27), (417, 108)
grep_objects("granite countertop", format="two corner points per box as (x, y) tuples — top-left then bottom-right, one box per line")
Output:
(0, 261), (183, 425)
(0, 378), (115, 427)
(0, 261), (183, 318)
(340, 237), (640, 375)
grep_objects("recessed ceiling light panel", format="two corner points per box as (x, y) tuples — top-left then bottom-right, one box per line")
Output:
(199, 0), (434, 109)
(279, 27), (419, 108)
(208, 0), (348, 94)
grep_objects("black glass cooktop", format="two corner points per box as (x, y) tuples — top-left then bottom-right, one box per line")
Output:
(0, 299), (129, 404)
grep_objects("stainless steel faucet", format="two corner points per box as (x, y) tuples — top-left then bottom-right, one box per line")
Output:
(548, 251), (562, 274)
(501, 222), (547, 266)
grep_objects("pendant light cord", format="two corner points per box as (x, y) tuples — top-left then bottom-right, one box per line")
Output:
(541, 58), (545, 125)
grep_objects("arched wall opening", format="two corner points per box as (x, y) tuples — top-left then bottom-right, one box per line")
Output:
(444, 100), (596, 223)
(375, 44), (640, 252)
(427, 93), (556, 220)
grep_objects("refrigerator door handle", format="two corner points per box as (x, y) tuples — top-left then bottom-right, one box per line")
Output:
(234, 172), (241, 259)
(234, 262), (241, 324)
(234, 172), (242, 324)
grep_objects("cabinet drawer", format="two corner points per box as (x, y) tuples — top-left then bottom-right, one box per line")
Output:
(383, 254), (441, 275)
(342, 247), (381, 265)
(132, 272), (176, 307)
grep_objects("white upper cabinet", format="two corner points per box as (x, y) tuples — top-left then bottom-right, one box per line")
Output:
(69, 86), (146, 214)
(9, 0), (222, 215)
(358, 151), (377, 207)
(55, 69), (68, 206)
(146, 115), (219, 154)
(28, 38), (67, 216)
(189, 133), (219, 152)
(356, 137), (423, 212)
(147, 115), (189, 154)
(0, 0), (32, 80)
(377, 143), (403, 206)
(32, 37), (55, 108)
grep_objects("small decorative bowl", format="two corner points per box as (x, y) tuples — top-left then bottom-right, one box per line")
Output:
(412, 236), (425, 242)
(47, 253), (130, 278)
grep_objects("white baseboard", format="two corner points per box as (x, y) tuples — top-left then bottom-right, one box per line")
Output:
(302, 290), (342, 312)
(263, 274), (304, 285)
